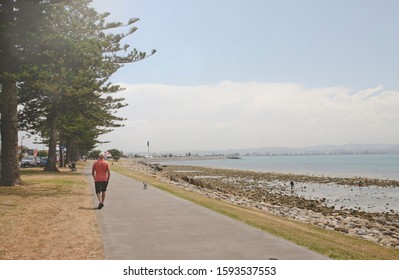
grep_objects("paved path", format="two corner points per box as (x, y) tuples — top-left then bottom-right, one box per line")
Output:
(86, 165), (328, 260)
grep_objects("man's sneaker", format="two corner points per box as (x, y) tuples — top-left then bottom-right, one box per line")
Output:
(98, 203), (104, 209)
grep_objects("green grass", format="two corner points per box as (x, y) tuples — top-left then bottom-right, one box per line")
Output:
(111, 164), (399, 260)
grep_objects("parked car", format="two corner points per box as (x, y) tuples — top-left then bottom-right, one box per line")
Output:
(21, 156), (38, 167)
(37, 157), (48, 167)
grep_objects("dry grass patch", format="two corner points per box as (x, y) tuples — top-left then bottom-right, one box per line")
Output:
(0, 167), (104, 260)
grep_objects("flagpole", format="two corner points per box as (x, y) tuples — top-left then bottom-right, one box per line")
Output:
(147, 140), (150, 166)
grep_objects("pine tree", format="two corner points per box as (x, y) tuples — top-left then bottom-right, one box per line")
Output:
(17, 0), (155, 171)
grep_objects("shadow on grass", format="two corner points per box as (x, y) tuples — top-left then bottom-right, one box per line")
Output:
(0, 203), (17, 207)
(79, 207), (98, 211)
(20, 168), (83, 177)
(0, 168), (85, 198)
(0, 187), (73, 198)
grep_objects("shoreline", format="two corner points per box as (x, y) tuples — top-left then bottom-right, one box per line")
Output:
(149, 154), (399, 181)
(114, 158), (399, 249)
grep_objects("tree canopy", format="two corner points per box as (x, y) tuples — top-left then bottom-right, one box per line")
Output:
(1, 0), (155, 182)
(107, 149), (122, 161)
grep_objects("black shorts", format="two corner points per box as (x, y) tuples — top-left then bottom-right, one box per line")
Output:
(95, 181), (108, 193)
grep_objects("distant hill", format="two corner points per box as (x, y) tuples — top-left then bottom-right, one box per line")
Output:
(220, 143), (399, 156)
(140, 143), (399, 157)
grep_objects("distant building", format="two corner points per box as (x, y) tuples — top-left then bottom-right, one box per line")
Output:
(104, 151), (112, 159)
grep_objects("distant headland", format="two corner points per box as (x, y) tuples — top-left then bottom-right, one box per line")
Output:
(127, 143), (399, 158)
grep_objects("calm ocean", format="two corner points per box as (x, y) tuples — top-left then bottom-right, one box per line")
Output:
(157, 154), (399, 212)
(157, 154), (399, 180)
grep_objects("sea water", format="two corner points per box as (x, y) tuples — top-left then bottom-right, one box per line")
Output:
(157, 154), (399, 180)
(156, 154), (399, 213)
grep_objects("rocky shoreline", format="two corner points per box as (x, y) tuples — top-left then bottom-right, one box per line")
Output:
(114, 159), (399, 249)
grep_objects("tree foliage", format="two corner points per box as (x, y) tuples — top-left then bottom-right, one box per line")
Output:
(0, 0), (49, 185)
(87, 149), (101, 160)
(1, 0), (155, 183)
(15, 0), (155, 171)
(107, 149), (122, 161)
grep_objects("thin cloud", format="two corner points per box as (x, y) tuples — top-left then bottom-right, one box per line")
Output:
(98, 81), (399, 152)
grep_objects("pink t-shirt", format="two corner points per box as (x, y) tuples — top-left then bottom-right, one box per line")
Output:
(92, 159), (110, 182)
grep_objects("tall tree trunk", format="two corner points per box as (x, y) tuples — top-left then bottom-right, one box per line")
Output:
(75, 147), (81, 162)
(0, 79), (21, 186)
(66, 137), (72, 163)
(0, 1), (21, 186)
(68, 138), (78, 162)
(44, 110), (59, 172)
(59, 144), (66, 168)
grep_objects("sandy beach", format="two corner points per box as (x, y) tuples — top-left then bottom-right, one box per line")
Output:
(113, 158), (399, 249)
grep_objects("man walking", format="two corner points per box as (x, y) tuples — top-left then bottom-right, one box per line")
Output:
(92, 153), (110, 209)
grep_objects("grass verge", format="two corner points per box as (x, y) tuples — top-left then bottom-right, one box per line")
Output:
(111, 164), (399, 260)
(0, 167), (104, 260)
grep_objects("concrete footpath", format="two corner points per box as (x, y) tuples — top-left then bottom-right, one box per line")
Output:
(85, 165), (329, 260)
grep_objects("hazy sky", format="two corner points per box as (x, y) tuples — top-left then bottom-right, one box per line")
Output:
(88, 0), (399, 153)
(26, 0), (399, 153)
